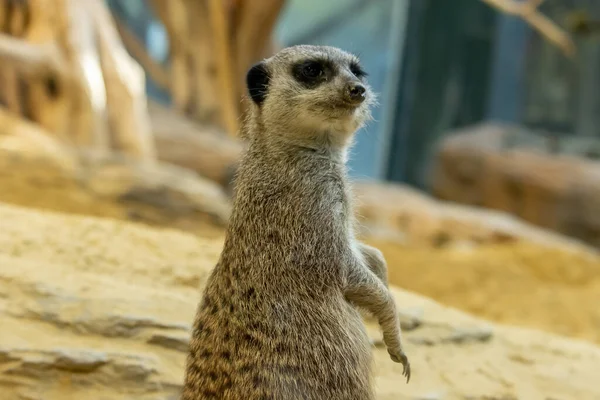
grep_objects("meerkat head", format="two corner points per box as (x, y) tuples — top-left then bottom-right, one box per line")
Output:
(245, 45), (375, 149)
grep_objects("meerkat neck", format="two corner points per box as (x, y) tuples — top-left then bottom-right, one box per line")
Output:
(264, 134), (349, 165)
(251, 123), (354, 164)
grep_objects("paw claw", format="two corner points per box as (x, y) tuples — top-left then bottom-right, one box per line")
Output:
(387, 349), (411, 383)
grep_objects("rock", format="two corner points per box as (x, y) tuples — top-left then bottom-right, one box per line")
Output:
(370, 236), (600, 345)
(1, 203), (600, 399)
(0, 107), (79, 173)
(147, 332), (190, 353)
(149, 101), (243, 190)
(372, 318), (492, 349)
(78, 151), (231, 230)
(54, 350), (109, 372)
(413, 393), (446, 400)
(440, 326), (494, 345)
(353, 180), (596, 254)
(0, 141), (231, 236)
(399, 307), (424, 331)
(430, 122), (600, 248)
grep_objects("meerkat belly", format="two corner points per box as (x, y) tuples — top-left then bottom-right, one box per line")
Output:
(253, 297), (373, 400)
(185, 288), (374, 400)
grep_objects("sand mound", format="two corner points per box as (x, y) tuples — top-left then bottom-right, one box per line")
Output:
(1, 203), (600, 399)
(371, 239), (600, 345)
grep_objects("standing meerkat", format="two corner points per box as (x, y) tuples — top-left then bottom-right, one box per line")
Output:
(182, 45), (410, 400)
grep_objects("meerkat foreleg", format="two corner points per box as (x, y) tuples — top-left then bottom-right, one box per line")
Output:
(355, 242), (388, 324)
(357, 242), (388, 287)
(344, 261), (411, 382)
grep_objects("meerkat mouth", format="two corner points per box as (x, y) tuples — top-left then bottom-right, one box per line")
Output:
(310, 100), (365, 119)
(330, 100), (362, 112)
(338, 102), (360, 110)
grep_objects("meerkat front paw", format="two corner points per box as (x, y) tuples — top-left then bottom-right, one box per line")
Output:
(387, 348), (411, 383)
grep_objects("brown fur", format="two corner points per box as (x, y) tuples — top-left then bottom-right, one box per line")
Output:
(182, 45), (410, 400)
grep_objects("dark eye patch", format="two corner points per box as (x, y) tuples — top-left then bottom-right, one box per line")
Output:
(291, 58), (334, 87)
(349, 62), (367, 79)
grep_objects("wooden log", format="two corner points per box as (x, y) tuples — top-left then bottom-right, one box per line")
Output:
(0, 106), (78, 172)
(0, 0), (157, 162)
(480, 0), (575, 56)
(7, 0), (72, 142)
(233, 0), (285, 103)
(0, 66), (21, 114)
(186, 0), (221, 124)
(114, 12), (170, 92)
(0, 33), (63, 75)
(0, 0), (109, 150)
(207, 0), (239, 136)
(61, 0), (110, 150)
(88, 0), (156, 162)
(149, 0), (285, 134)
(149, 101), (242, 188)
(149, 0), (192, 113)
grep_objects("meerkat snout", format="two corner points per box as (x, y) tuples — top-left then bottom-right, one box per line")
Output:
(345, 82), (367, 105)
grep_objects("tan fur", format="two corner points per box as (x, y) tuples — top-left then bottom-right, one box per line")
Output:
(182, 45), (410, 400)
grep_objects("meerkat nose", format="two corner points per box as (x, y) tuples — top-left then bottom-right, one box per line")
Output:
(346, 83), (366, 104)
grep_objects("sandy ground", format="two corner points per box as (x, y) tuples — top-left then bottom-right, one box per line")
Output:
(370, 239), (600, 345)
(2, 149), (599, 347)
(1, 203), (600, 399)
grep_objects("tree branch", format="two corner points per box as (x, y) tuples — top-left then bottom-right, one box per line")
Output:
(207, 0), (239, 136)
(113, 13), (170, 91)
(88, 0), (156, 161)
(480, 0), (576, 57)
(0, 33), (65, 76)
(234, 0), (285, 102)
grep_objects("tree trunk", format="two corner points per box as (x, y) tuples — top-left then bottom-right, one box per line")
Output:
(149, 0), (286, 135)
(0, 0), (155, 162)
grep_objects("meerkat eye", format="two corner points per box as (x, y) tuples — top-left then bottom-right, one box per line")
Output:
(350, 62), (367, 79)
(302, 61), (324, 79)
(292, 60), (330, 86)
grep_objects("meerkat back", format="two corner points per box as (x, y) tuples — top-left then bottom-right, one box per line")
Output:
(182, 45), (409, 400)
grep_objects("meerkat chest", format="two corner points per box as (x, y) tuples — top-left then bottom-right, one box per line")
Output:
(315, 174), (351, 220)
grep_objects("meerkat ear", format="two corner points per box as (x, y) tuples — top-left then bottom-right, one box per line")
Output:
(246, 62), (270, 106)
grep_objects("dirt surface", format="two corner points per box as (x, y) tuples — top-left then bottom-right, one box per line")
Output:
(370, 239), (600, 345)
(355, 181), (600, 345)
(1, 203), (600, 400)
(2, 157), (600, 348)
(0, 147), (228, 238)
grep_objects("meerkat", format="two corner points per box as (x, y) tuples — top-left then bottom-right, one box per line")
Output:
(182, 45), (410, 400)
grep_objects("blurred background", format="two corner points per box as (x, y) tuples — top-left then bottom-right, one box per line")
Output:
(1, 0), (600, 399)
